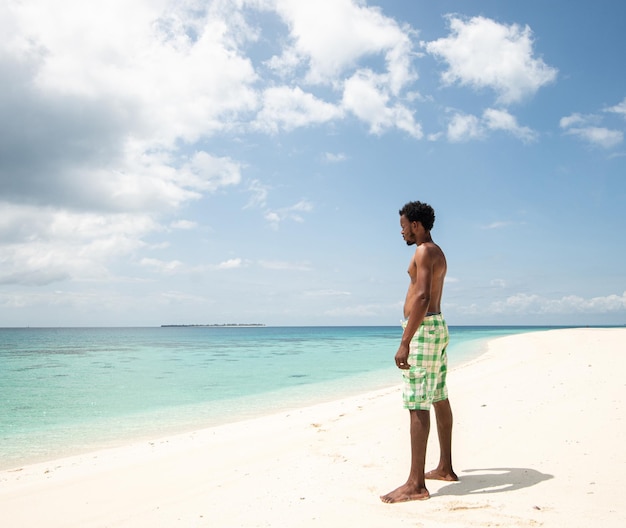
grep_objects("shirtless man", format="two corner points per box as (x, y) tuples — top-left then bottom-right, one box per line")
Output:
(381, 201), (458, 504)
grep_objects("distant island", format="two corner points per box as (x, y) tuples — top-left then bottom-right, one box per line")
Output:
(161, 323), (266, 328)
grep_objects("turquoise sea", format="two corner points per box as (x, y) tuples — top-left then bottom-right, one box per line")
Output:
(0, 325), (566, 470)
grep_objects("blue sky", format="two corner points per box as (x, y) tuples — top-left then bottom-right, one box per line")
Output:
(1, 0), (625, 327)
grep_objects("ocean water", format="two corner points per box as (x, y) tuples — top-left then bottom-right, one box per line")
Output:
(0, 325), (556, 470)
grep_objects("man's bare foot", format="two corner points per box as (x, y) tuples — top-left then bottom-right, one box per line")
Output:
(380, 483), (430, 503)
(425, 468), (458, 482)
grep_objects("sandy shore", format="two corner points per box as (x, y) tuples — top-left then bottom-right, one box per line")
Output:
(1, 327), (625, 527)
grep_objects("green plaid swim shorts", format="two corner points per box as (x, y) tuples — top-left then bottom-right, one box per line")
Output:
(401, 314), (449, 411)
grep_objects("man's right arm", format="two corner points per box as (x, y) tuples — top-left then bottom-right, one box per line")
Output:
(395, 248), (433, 368)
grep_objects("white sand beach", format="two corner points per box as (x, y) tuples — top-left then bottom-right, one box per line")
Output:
(1, 327), (625, 527)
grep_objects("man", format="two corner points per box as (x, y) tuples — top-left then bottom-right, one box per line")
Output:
(381, 201), (458, 504)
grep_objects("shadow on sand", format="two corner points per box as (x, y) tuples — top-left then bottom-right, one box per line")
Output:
(433, 467), (554, 497)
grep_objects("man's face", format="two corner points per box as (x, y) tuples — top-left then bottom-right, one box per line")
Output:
(400, 215), (416, 246)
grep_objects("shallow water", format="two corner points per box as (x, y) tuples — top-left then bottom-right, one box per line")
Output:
(0, 325), (561, 469)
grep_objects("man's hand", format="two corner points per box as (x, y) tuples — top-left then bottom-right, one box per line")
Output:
(395, 343), (410, 369)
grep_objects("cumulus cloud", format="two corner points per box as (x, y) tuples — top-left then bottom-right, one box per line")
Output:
(245, 186), (314, 229)
(244, 179), (270, 209)
(0, 0), (262, 287)
(565, 127), (623, 149)
(264, 200), (314, 229)
(140, 258), (184, 275)
(0, 0), (584, 312)
(176, 152), (243, 192)
(322, 152), (348, 163)
(446, 108), (535, 142)
(559, 113), (590, 129)
(257, 0), (421, 135)
(489, 291), (626, 315)
(560, 111), (624, 148)
(483, 108), (537, 142)
(215, 258), (245, 270)
(0, 203), (157, 285)
(170, 220), (197, 230)
(2, 0), (420, 216)
(481, 221), (513, 230)
(263, 0), (415, 91)
(254, 86), (343, 133)
(425, 15), (557, 104)
(447, 113), (484, 142)
(605, 97), (626, 118)
(0, 0), (426, 291)
(1, 1), (256, 199)
(342, 69), (423, 137)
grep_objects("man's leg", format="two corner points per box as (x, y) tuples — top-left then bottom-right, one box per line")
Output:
(380, 409), (431, 503)
(425, 398), (458, 481)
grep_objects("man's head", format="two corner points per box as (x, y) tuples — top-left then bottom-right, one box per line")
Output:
(399, 201), (435, 246)
(399, 201), (435, 230)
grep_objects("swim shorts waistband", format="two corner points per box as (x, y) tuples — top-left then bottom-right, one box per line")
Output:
(402, 312), (441, 321)
(401, 313), (444, 328)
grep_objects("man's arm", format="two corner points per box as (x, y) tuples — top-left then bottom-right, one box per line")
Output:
(395, 247), (433, 369)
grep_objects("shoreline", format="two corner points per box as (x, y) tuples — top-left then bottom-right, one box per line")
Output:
(1, 327), (625, 527)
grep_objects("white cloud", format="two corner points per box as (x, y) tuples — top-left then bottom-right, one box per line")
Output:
(323, 152), (348, 163)
(342, 69), (423, 137)
(0, 203), (157, 285)
(481, 221), (512, 229)
(564, 127), (623, 149)
(1, 0), (422, 233)
(0, 0), (256, 245)
(170, 220), (197, 230)
(257, 0), (421, 136)
(605, 97), (626, 118)
(6, 0), (258, 141)
(140, 258), (183, 274)
(489, 291), (626, 315)
(560, 113), (623, 148)
(244, 179), (270, 209)
(177, 152), (243, 192)
(264, 200), (314, 229)
(427, 131), (444, 142)
(264, 211), (281, 226)
(447, 108), (535, 142)
(6, 0), (617, 331)
(559, 113), (591, 129)
(254, 86), (343, 133)
(560, 97), (626, 148)
(425, 15), (557, 104)
(483, 108), (537, 142)
(447, 113), (484, 142)
(263, 0), (415, 91)
(215, 258), (245, 270)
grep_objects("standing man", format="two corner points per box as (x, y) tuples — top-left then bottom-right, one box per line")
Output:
(381, 201), (458, 504)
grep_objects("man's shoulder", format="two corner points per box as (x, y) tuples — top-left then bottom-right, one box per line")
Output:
(415, 243), (446, 267)
(416, 241), (444, 255)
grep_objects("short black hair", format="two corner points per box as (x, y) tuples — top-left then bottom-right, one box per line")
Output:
(399, 201), (435, 231)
